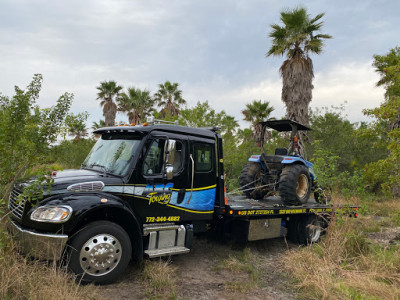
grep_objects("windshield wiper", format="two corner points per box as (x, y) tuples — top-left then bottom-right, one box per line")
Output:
(87, 163), (110, 176)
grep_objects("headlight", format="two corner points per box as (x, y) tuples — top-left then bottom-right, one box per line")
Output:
(30, 206), (72, 223)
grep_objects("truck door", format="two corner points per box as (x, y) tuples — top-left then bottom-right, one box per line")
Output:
(128, 133), (190, 224)
(182, 138), (217, 220)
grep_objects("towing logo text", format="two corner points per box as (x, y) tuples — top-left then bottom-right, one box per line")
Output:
(148, 192), (171, 205)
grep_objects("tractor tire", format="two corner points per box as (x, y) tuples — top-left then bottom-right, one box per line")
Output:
(67, 221), (132, 285)
(239, 162), (265, 199)
(279, 164), (311, 206)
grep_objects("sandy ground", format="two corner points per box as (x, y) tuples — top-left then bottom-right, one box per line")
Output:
(98, 234), (299, 300)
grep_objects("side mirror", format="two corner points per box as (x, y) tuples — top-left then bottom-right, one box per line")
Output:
(164, 140), (176, 180)
(165, 140), (176, 165)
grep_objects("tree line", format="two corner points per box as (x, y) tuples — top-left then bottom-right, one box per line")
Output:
(0, 6), (399, 204)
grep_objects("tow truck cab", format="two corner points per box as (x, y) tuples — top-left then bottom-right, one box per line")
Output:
(8, 122), (227, 284)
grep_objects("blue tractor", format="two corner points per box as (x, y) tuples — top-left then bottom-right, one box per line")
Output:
(239, 119), (324, 206)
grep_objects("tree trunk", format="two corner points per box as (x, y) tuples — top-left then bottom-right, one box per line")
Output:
(280, 56), (314, 157)
(104, 101), (117, 127)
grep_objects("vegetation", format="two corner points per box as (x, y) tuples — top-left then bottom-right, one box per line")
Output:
(118, 87), (154, 125)
(154, 81), (186, 118)
(96, 80), (123, 126)
(267, 6), (332, 156)
(0, 5), (399, 298)
(0, 225), (98, 299)
(284, 214), (400, 299)
(0, 74), (73, 200)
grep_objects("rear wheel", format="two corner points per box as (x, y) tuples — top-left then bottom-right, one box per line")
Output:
(279, 165), (311, 205)
(67, 221), (132, 285)
(297, 215), (323, 245)
(287, 215), (323, 245)
(239, 162), (265, 199)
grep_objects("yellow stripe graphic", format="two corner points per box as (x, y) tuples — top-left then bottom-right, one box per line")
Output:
(169, 185), (216, 192)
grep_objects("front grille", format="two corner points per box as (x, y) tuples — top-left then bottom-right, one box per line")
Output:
(8, 187), (26, 219)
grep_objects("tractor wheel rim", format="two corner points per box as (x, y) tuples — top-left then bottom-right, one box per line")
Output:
(79, 234), (122, 276)
(296, 174), (309, 198)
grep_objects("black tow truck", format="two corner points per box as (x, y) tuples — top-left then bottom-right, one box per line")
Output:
(7, 118), (356, 284)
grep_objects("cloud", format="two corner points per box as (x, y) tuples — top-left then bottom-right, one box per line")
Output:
(0, 0), (394, 130)
(312, 61), (385, 122)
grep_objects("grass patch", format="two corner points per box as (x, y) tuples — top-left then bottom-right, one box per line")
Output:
(283, 213), (400, 299)
(216, 248), (262, 293)
(0, 221), (98, 300)
(141, 259), (178, 299)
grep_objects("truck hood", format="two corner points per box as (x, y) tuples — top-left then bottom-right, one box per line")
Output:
(45, 169), (124, 195)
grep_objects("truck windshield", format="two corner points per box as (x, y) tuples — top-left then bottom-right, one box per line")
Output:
(82, 134), (141, 176)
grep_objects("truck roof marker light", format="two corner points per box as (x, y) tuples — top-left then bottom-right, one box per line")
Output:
(130, 123), (135, 126)
(224, 187), (227, 205)
(229, 210), (233, 215)
(143, 122), (148, 126)
(124, 124), (129, 126)
(101, 198), (108, 203)
(238, 211), (242, 215)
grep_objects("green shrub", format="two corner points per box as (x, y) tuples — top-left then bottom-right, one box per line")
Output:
(50, 139), (96, 169)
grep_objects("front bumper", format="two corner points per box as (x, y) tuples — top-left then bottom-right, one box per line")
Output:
(8, 221), (68, 261)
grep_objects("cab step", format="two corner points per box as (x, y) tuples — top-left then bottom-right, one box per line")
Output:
(143, 223), (192, 258)
(145, 246), (190, 258)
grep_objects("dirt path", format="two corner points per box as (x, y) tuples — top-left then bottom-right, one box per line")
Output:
(98, 235), (299, 300)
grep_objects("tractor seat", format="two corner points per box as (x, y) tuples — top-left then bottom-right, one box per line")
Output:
(275, 148), (288, 155)
(261, 153), (286, 163)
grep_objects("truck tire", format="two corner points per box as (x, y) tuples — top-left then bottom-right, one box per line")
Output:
(279, 165), (311, 205)
(239, 162), (265, 199)
(286, 216), (300, 243)
(67, 221), (132, 285)
(297, 215), (323, 245)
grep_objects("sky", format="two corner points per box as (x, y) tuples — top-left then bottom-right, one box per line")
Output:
(0, 0), (399, 128)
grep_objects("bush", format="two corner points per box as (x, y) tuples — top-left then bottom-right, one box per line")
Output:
(50, 139), (96, 169)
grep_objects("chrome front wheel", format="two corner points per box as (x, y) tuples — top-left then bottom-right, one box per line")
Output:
(68, 221), (131, 284)
(79, 233), (122, 277)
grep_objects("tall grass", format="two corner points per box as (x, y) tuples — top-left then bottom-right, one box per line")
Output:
(0, 221), (98, 300)
(283, 215), (400, 299)
(141, 259), (178, 299)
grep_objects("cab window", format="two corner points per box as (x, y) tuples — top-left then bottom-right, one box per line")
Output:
(143, 139), (184, 176)
(194, 143), (213, 172)
(143, 139), (165, 175)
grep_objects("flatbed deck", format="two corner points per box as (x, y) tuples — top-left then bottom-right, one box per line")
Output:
(226, 195), (332, 218)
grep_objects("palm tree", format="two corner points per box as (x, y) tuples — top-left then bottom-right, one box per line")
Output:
(242, 100), (275, 129)
(91, 120), (106, 131)
(118, 87), (154, 125)
(242, 100), (275, 142)
(154, 81), (186, 118)
(266, 7), (332, 127)
(69, 123), (88, 141)
(96, 81), (123, 126)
